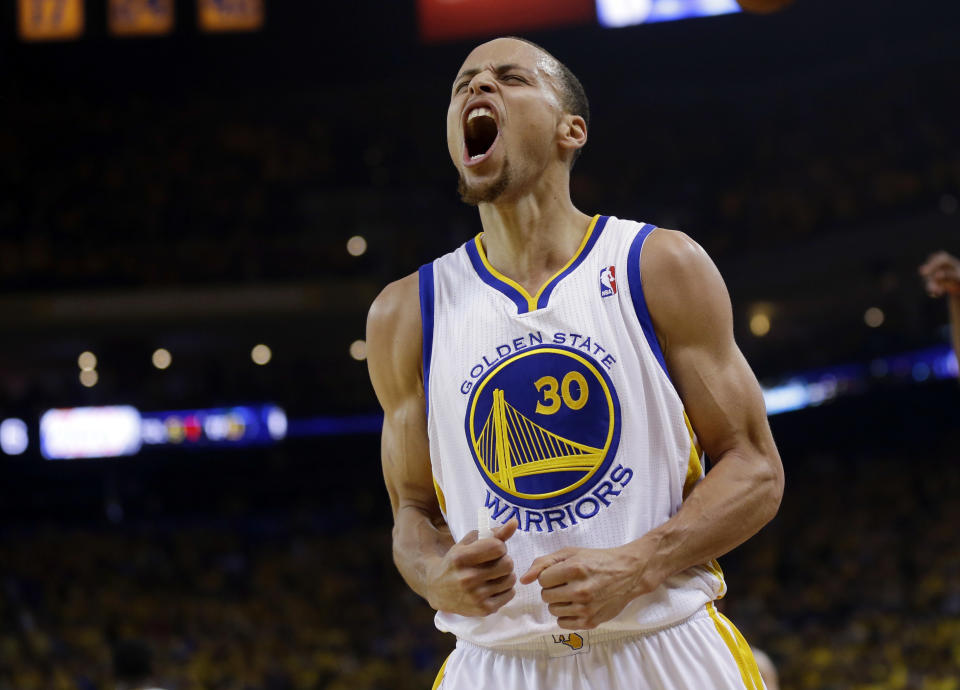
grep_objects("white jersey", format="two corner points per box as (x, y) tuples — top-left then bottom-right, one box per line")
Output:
(419, 215), (725, 649)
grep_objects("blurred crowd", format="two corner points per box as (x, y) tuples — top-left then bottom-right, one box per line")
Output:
(725, 443), (960, 690)
(1, 441), (958, 690)
(0, 516), (449, 690)
(1, 58), (958, 294)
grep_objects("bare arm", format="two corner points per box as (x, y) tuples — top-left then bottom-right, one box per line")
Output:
(366, 274), (518, 616)
(522, 230), (784, 630)
(919, 251), (960, 364)
(635, 229), (783, 578)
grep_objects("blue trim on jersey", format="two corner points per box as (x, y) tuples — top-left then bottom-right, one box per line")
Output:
(464, 215), (608, 314)
(464, 238), (531, 314)
(534, 215), (609, 309)
(627, 224), (672, 381)
(418, 262), (436, 416)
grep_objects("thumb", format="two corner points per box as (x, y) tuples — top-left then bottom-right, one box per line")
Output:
(458, 529), (479, 546)
(492, 518), (519, 542)
(520, 548), (575, 585)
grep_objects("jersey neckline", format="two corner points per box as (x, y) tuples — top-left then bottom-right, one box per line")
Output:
(464, 214), (609, 314)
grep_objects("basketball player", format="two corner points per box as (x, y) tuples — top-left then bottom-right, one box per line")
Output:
(367, 37), (784, 689)
(919, 251), (960, 363)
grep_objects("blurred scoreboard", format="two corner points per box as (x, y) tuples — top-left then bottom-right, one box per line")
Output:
(417, 0), (594, 43)
(108, 0), (174, 36)
(17, 0), (263, 40)
(197, 0), (264, 33)
(417, 0), (740, 41)
(18, 0), (84, 41)
(39, 404), (287, 460)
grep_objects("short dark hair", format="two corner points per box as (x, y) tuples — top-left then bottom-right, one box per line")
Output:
(508, 37), (590, 166)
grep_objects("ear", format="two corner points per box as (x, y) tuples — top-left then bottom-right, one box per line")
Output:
(557, 113), (587, 158)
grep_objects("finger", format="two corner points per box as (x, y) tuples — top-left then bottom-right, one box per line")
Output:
(557, 616), (597, 630)
(538, 558), (590, 589)
(540, 581), (585, 604)
(453, 540), (508, 569)
(458, 529), (479, 546)
(547, 601), (585, 618)
(477, 572), (517, 598)
(920, 253), (954, 275)
(520, 548), (575, 585)
(475, 555), (515, 581)
(481, 587), (516, 614)
(492, 518), (520, 542)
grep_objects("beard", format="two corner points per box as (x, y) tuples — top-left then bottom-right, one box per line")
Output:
(457, 159), (512, 206)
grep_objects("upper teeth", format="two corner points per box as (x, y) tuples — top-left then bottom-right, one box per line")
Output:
(467, 106), (493, 122)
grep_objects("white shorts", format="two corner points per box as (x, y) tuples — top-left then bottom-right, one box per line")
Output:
(432, 603), (766, 690)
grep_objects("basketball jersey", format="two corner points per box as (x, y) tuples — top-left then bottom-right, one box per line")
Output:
(419, 215), (726, 648)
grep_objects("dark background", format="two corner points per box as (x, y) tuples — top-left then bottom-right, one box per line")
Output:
(1, 0), (959, 688)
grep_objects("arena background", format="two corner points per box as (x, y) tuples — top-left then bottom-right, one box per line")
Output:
(1, 0), (959, 688)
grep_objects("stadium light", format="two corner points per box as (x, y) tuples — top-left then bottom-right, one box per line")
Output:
(346, 235), (368, 257)
(78, 351), (97, 371)
(251, 344), (272, 365)
(152, 348), (172, 370)
(349, 340), (367, 361)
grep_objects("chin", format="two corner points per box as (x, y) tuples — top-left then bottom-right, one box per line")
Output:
(457, 160), (512, 206)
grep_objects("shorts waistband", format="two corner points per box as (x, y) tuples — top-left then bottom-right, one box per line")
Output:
(457, 608), (709, 656)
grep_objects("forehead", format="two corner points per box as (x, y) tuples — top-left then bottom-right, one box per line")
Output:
(457, 38), (551, 78)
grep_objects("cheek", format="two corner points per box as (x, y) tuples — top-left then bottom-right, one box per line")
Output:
(446, 109), (461, 161)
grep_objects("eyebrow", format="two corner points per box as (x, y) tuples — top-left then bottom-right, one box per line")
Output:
(453, 63), (532, 86)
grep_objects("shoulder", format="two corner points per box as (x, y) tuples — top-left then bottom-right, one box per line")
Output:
(639, 228), (733, 344)
(641, 227), (714, 280)
(367, 271), (421, 338)
(366, 272), (424, 400)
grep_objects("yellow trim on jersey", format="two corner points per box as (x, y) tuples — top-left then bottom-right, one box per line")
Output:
(707, 559), (726, 591)
(681, 413), (726, 594)
(473, 214), (600, 311)
(706, 602), (765, 690)
(431, 652), (452, 690)
(433, 477), (447, 515)
(681, 411), (703, 499)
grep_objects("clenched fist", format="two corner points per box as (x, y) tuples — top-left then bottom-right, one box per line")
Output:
(426, 518), (519, 617)
(520, 542), (665, 631)
(919, 251), (960, 298)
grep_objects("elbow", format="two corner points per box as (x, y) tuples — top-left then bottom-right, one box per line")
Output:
(757, 454), (784, 525)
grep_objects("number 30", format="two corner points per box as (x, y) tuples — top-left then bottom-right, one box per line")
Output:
(534, 372), (589, 415)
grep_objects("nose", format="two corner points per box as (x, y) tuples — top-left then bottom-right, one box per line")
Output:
(468, 70), (497, 96)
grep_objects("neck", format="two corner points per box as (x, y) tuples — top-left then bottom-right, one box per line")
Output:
(476, 172), (592, 296)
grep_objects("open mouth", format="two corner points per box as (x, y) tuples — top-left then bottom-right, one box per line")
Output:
(464, 106), (499, 162)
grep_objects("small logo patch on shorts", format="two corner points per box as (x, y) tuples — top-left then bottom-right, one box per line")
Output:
(547, 632), (589, 657)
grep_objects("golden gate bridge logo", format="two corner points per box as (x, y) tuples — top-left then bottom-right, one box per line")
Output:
(466, 346), (621, 509)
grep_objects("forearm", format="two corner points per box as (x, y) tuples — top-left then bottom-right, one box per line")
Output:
(949, 295), (960, 364)
(627, 447), (783, 587)
(392, 504), (455, 603)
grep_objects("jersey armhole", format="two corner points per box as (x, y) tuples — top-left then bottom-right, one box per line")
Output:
(625, 224), (672, 383)
(418, 262), (436, 418)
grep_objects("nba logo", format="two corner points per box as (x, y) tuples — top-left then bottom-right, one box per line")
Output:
(599, 266), (617, 298)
